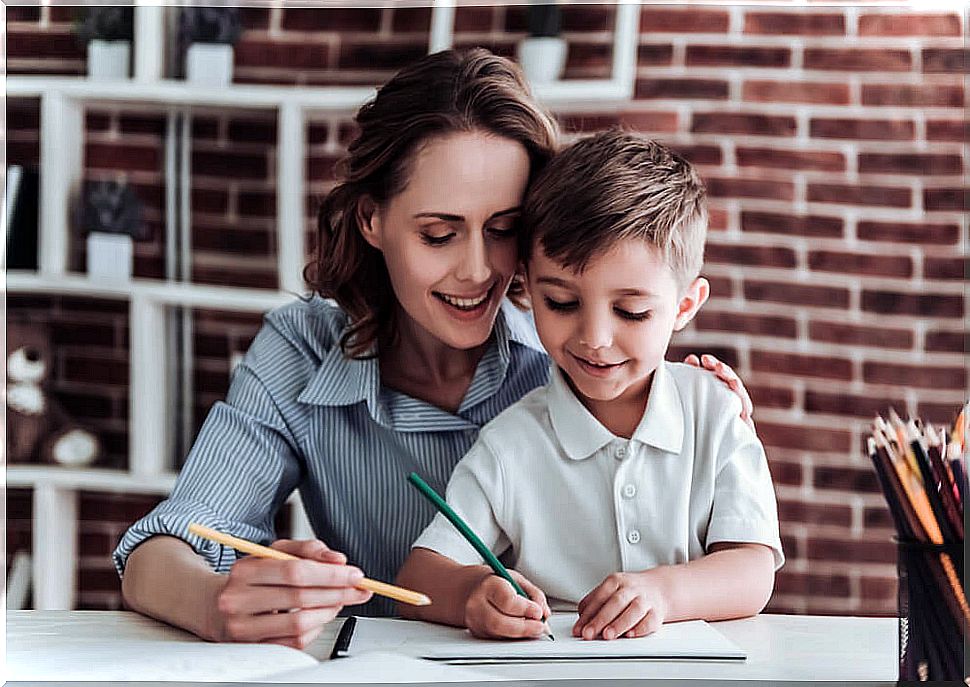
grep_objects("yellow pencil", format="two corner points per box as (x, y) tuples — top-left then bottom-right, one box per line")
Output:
(188, 523), (431, 607)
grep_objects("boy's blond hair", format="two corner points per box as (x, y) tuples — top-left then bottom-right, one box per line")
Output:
(521, 129), (707, 291)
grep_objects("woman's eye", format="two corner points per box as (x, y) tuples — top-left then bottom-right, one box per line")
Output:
(616, 308), (651, 322)
(420, 232), (454, 246)
(543, 296), (578, 312)
(487, 225), (518, 238)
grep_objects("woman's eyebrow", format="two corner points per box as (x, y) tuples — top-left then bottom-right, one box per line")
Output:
(412, 206), (521, 222)
(414, 212), (463, 221)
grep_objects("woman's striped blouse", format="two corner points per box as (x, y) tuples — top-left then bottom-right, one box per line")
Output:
(112, 296), (550, 616)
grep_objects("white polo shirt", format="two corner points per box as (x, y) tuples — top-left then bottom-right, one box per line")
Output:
(413, 361), (784, 608)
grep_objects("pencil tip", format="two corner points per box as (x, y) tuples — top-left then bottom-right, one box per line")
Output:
(548, 633), (555, 641)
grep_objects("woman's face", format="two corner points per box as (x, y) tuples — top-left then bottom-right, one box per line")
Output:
(361, 131), (531, 351)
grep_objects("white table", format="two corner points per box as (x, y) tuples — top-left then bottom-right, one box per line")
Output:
(7, 610), (898, 685)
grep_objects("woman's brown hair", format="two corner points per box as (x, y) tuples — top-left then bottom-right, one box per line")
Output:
(305, 48), (559, 359)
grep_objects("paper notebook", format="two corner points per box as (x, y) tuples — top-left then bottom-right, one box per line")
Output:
(347, 613), (746, 663)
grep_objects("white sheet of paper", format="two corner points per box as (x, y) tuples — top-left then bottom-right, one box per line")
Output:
(349, 613), (746, 662)
(9, 611), (319, 681)
(263, 652), (494, 683)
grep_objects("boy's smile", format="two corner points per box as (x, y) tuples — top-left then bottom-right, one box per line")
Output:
(527, 239), (708, 436)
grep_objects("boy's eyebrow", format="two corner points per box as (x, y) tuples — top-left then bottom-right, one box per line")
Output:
(614, 288), (657, 298)
(536, 276), (575, 288)
(413, 206), (521, 222)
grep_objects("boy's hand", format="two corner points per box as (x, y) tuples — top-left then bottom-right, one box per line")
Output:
(683, 354), (754, 430)
(463, 570), (552, 639)
(574, 571), (668, 640)
(215, 539), (372, 649)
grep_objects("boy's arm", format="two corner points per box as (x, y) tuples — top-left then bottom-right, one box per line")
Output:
(647, 542), (776, 621)
(395, 547), (493, 626)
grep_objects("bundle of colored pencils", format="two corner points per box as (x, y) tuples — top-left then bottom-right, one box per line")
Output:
(867, 405), (967, 682)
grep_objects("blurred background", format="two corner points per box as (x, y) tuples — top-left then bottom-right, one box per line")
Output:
(5, 1), (966, 615)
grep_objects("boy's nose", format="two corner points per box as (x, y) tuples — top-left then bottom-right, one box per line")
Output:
(577, 314), (613, 350)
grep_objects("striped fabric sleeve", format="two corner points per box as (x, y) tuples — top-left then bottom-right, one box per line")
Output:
(113, 362), (305, 577)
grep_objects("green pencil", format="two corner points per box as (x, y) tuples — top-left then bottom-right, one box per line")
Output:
(407, 471), (554, 641)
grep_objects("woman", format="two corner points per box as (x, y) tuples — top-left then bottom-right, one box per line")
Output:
(115, 49), (753, 649)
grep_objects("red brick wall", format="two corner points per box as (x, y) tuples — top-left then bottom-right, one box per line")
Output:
(7, 5), (966, 614)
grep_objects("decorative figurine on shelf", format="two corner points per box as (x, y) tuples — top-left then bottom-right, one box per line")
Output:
(78, 179), (146, 282)
(6, 318), (101, 467)
(178, 7), (243, 87)
(517, 2), (567, 85)
(74, 7), (134, 81)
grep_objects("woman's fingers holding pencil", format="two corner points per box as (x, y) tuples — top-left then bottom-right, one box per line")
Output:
(271, 538), (347, 564)
(225, 607), (337, 649)
(216, 539), (371, 643)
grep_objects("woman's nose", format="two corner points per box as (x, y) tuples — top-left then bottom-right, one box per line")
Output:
(455, 234), (491, 284)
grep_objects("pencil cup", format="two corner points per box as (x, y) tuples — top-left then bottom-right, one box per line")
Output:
(895, 539), (966, 683)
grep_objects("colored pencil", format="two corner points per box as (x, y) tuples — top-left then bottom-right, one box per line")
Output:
(406, 472), (554, 641)
(187, 523), (431, 607)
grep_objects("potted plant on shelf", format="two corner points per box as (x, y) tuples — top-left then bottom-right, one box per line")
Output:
(78, 180), (145, 282)
(74, 7), (134, 80)
(178, 7), (243, 87)
(517, 2), (567, 85)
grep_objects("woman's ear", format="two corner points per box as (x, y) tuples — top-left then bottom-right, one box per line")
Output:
(673, 277), (710, 332)
(356, 196), (383, 251)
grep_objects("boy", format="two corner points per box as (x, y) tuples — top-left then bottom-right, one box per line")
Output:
(396, 130), (784, 641)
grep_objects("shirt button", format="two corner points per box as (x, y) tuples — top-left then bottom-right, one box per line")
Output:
(615, 446), (627, 460)
(627, 529), (641, 544)
(622, 484), (637, 499)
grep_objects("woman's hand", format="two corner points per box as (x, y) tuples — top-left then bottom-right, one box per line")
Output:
(574, 571), (668, 640)
(215, 539), (372, 649)
(463, 570), (552, 639)
(683, 354), (754, 430)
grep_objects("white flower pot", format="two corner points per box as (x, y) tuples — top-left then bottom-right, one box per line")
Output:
(517, 36), (568, 84)
(186, 43), (234, 87)
(87, 40), (130, 80)
(87, 232), (133, 281)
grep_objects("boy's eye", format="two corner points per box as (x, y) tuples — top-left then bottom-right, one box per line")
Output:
(420, 232), (455, 246)
(543, 296), (578, 312)
(616, 308), (651, 322)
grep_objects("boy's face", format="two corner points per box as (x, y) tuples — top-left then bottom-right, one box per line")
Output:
(527, 239), (708, 410)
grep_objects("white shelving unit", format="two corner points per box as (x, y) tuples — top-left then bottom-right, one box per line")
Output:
(5, 1), (641, 610)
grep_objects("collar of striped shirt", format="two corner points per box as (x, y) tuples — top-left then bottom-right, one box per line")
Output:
(297, 300), (546, 429)
(547, 360), (685, 461)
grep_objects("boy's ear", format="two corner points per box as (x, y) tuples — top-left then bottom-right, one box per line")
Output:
(356, 196), (383, 251)
(673, 277), (709, 332)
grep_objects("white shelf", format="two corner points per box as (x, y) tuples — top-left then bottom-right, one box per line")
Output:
(7, 76), (377, 112)
(6, 4), (641, 113)
(7, 465), (179, 495)
(5, 271), (297, 312)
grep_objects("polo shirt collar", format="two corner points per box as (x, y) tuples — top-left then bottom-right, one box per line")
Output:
(548, 361), (684, 461)
(629, 361), (684, 455)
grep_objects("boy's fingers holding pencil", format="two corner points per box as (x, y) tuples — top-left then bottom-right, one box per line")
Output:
(511, 572), (552, 620)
